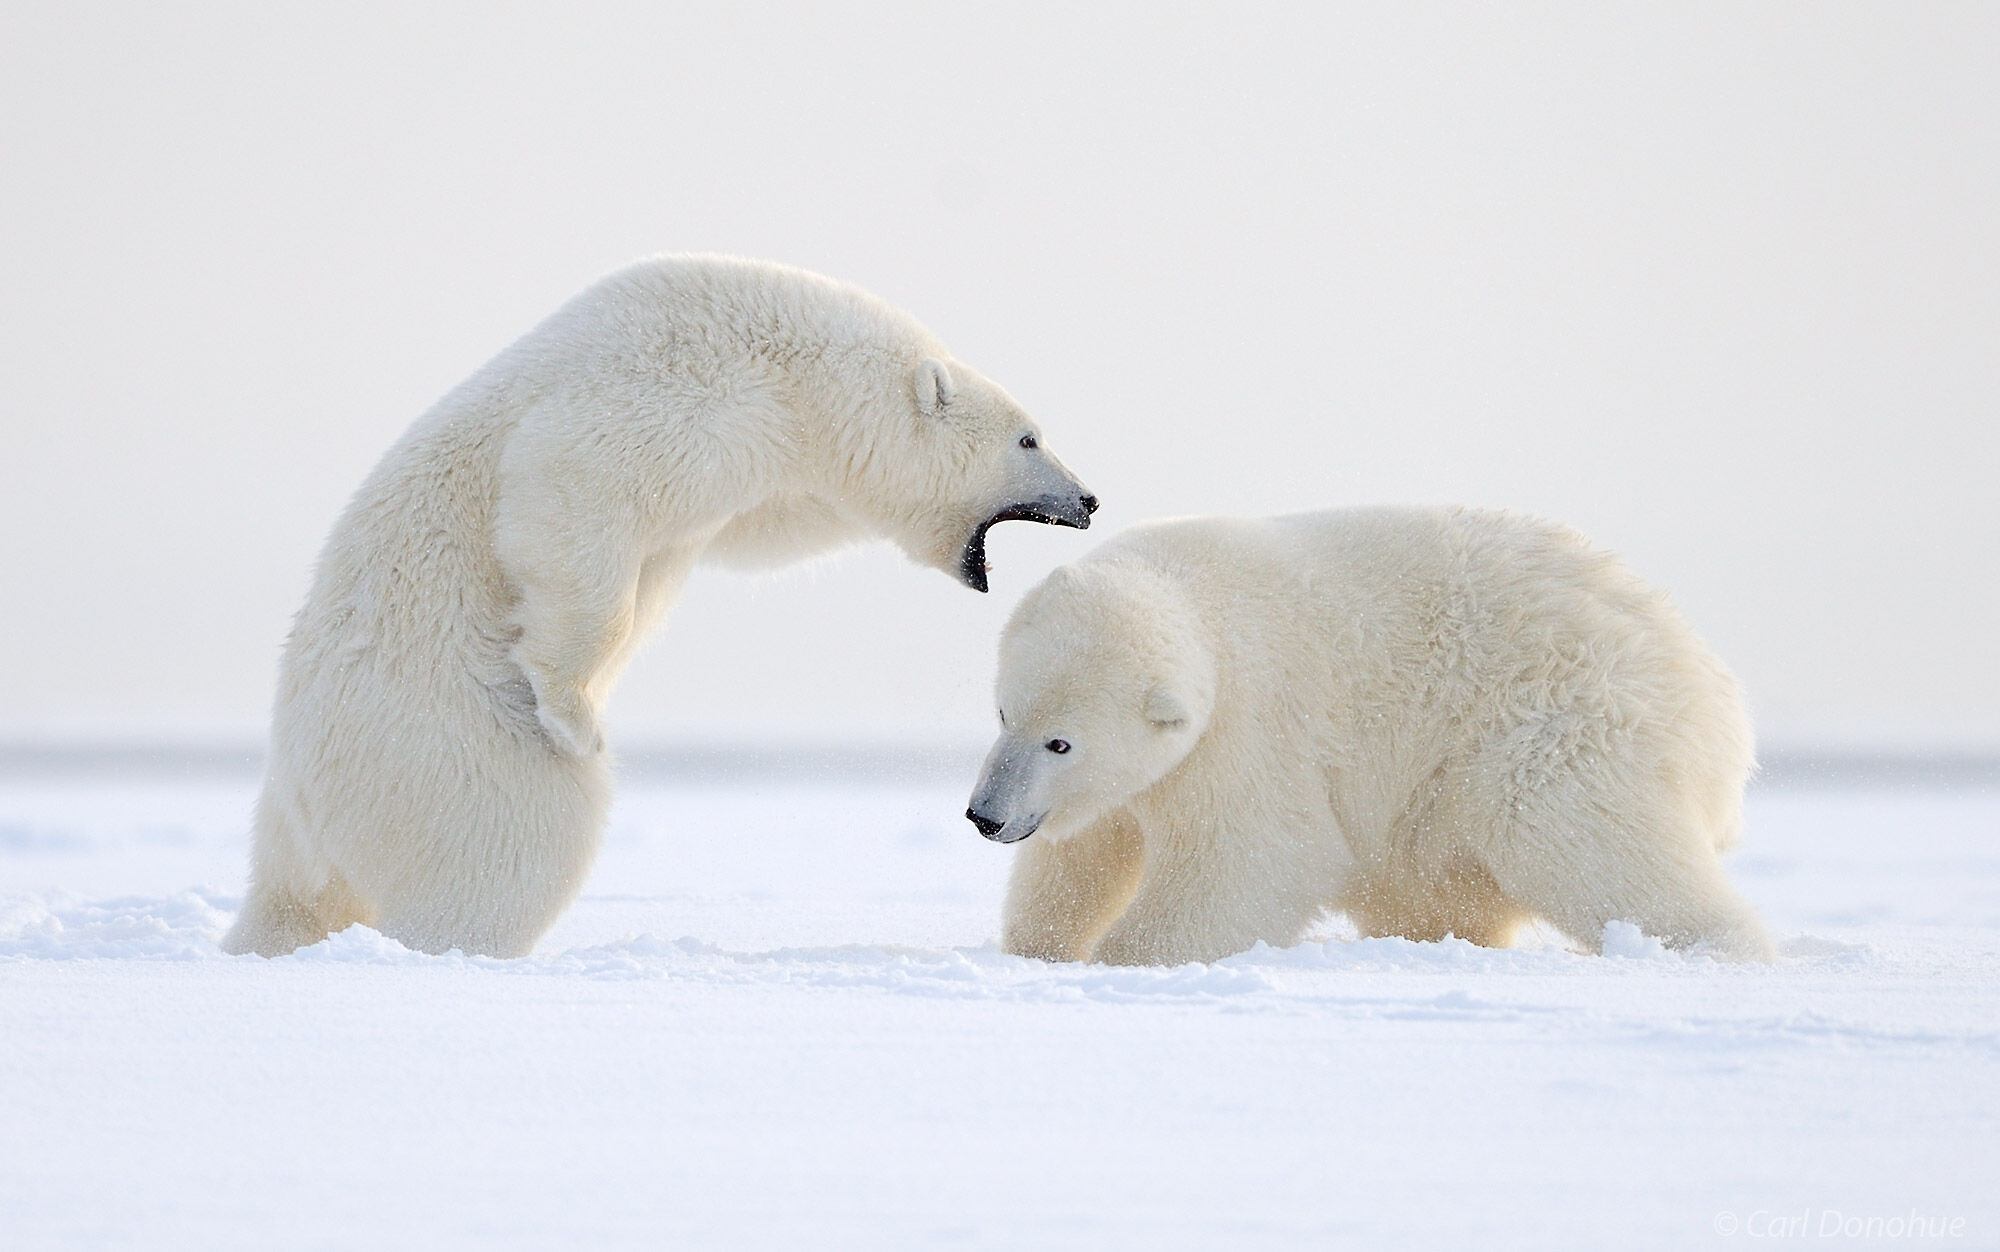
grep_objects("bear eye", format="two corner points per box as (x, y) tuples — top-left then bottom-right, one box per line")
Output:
(1045, 739), (1070, 754)
(1018, 434), (1037, 449)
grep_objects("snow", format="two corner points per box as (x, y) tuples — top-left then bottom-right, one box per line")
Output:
(2, 772), (1996, 1248)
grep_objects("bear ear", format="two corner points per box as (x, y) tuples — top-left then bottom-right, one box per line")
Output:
(1145, 687), (1191, 728)
(914, 357), (955, 418)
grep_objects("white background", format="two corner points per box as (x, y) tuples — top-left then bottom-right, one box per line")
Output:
(2, 3), (1995, 750)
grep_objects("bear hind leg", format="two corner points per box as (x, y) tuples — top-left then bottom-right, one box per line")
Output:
(222, 872), (367, 957)
(371, 890), (563, 960)
(221, 796), (370, 957)
(364, 804), (604, 959)
(1476, 777), (1773, 962)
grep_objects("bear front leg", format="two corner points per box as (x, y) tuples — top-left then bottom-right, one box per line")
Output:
(1001, 809), (1144, 962)
(502, 533), (693, 759)
(1090, 820), (1330, 966)
(1090, 871), (1248, 966)
(508, 579), (625, 757)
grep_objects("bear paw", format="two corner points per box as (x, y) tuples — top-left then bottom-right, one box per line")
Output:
(516, 666), (603, 757)
(536, 700), (603, 758)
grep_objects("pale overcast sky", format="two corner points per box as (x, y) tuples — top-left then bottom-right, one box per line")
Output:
(1, 4), (1995, 750)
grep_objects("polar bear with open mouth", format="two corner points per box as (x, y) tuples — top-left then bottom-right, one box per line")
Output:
(225, 255), (1095, 958)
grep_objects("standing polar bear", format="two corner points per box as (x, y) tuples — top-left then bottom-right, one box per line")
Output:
(967, 508), (1773, 965)
(224, 255), (1095, 958)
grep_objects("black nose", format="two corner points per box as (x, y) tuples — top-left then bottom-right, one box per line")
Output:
(1081, 494), (1099, 515)
(965, 808), (1006, 838)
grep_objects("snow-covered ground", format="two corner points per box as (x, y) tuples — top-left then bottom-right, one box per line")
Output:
(2, 770), (1995, 1248)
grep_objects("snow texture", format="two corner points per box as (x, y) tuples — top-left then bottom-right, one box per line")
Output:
(1, 776), (1996, 1248)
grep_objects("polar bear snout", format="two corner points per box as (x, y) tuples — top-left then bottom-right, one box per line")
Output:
(1009, 489), (1097, 531)
(967, 738), (1051, 843)
(966, 806), (1039, 844)
(965, 807), (1014, 840)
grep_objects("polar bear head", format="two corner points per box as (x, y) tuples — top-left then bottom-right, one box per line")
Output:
(966, 560), (1216, 844)
(864, 356), (1097, 592)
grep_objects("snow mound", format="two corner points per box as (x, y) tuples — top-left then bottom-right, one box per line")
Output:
(1600, 919), (1672, 959)
(0, 889), (234, 961)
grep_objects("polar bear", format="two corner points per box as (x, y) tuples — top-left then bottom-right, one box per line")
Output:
(223, 255), (1095, 958)
(967, 507), (1773, 965)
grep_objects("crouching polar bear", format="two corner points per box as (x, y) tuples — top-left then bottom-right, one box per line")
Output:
(967, 508), (1773, 965)
(224, 255), (1095, 958)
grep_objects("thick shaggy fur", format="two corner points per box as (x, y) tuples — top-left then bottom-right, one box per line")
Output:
(225, 255), (1093, 958)
(968, 508), (1773, 965)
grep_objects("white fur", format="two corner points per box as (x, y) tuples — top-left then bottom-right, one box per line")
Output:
(224, 255), (1093, 957)
(970, 507), (1773, 965)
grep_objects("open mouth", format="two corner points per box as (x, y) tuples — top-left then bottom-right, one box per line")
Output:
(958, 503), (1093, 593)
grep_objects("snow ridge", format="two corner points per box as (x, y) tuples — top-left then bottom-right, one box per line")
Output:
(6, 890), (1996, 1060)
